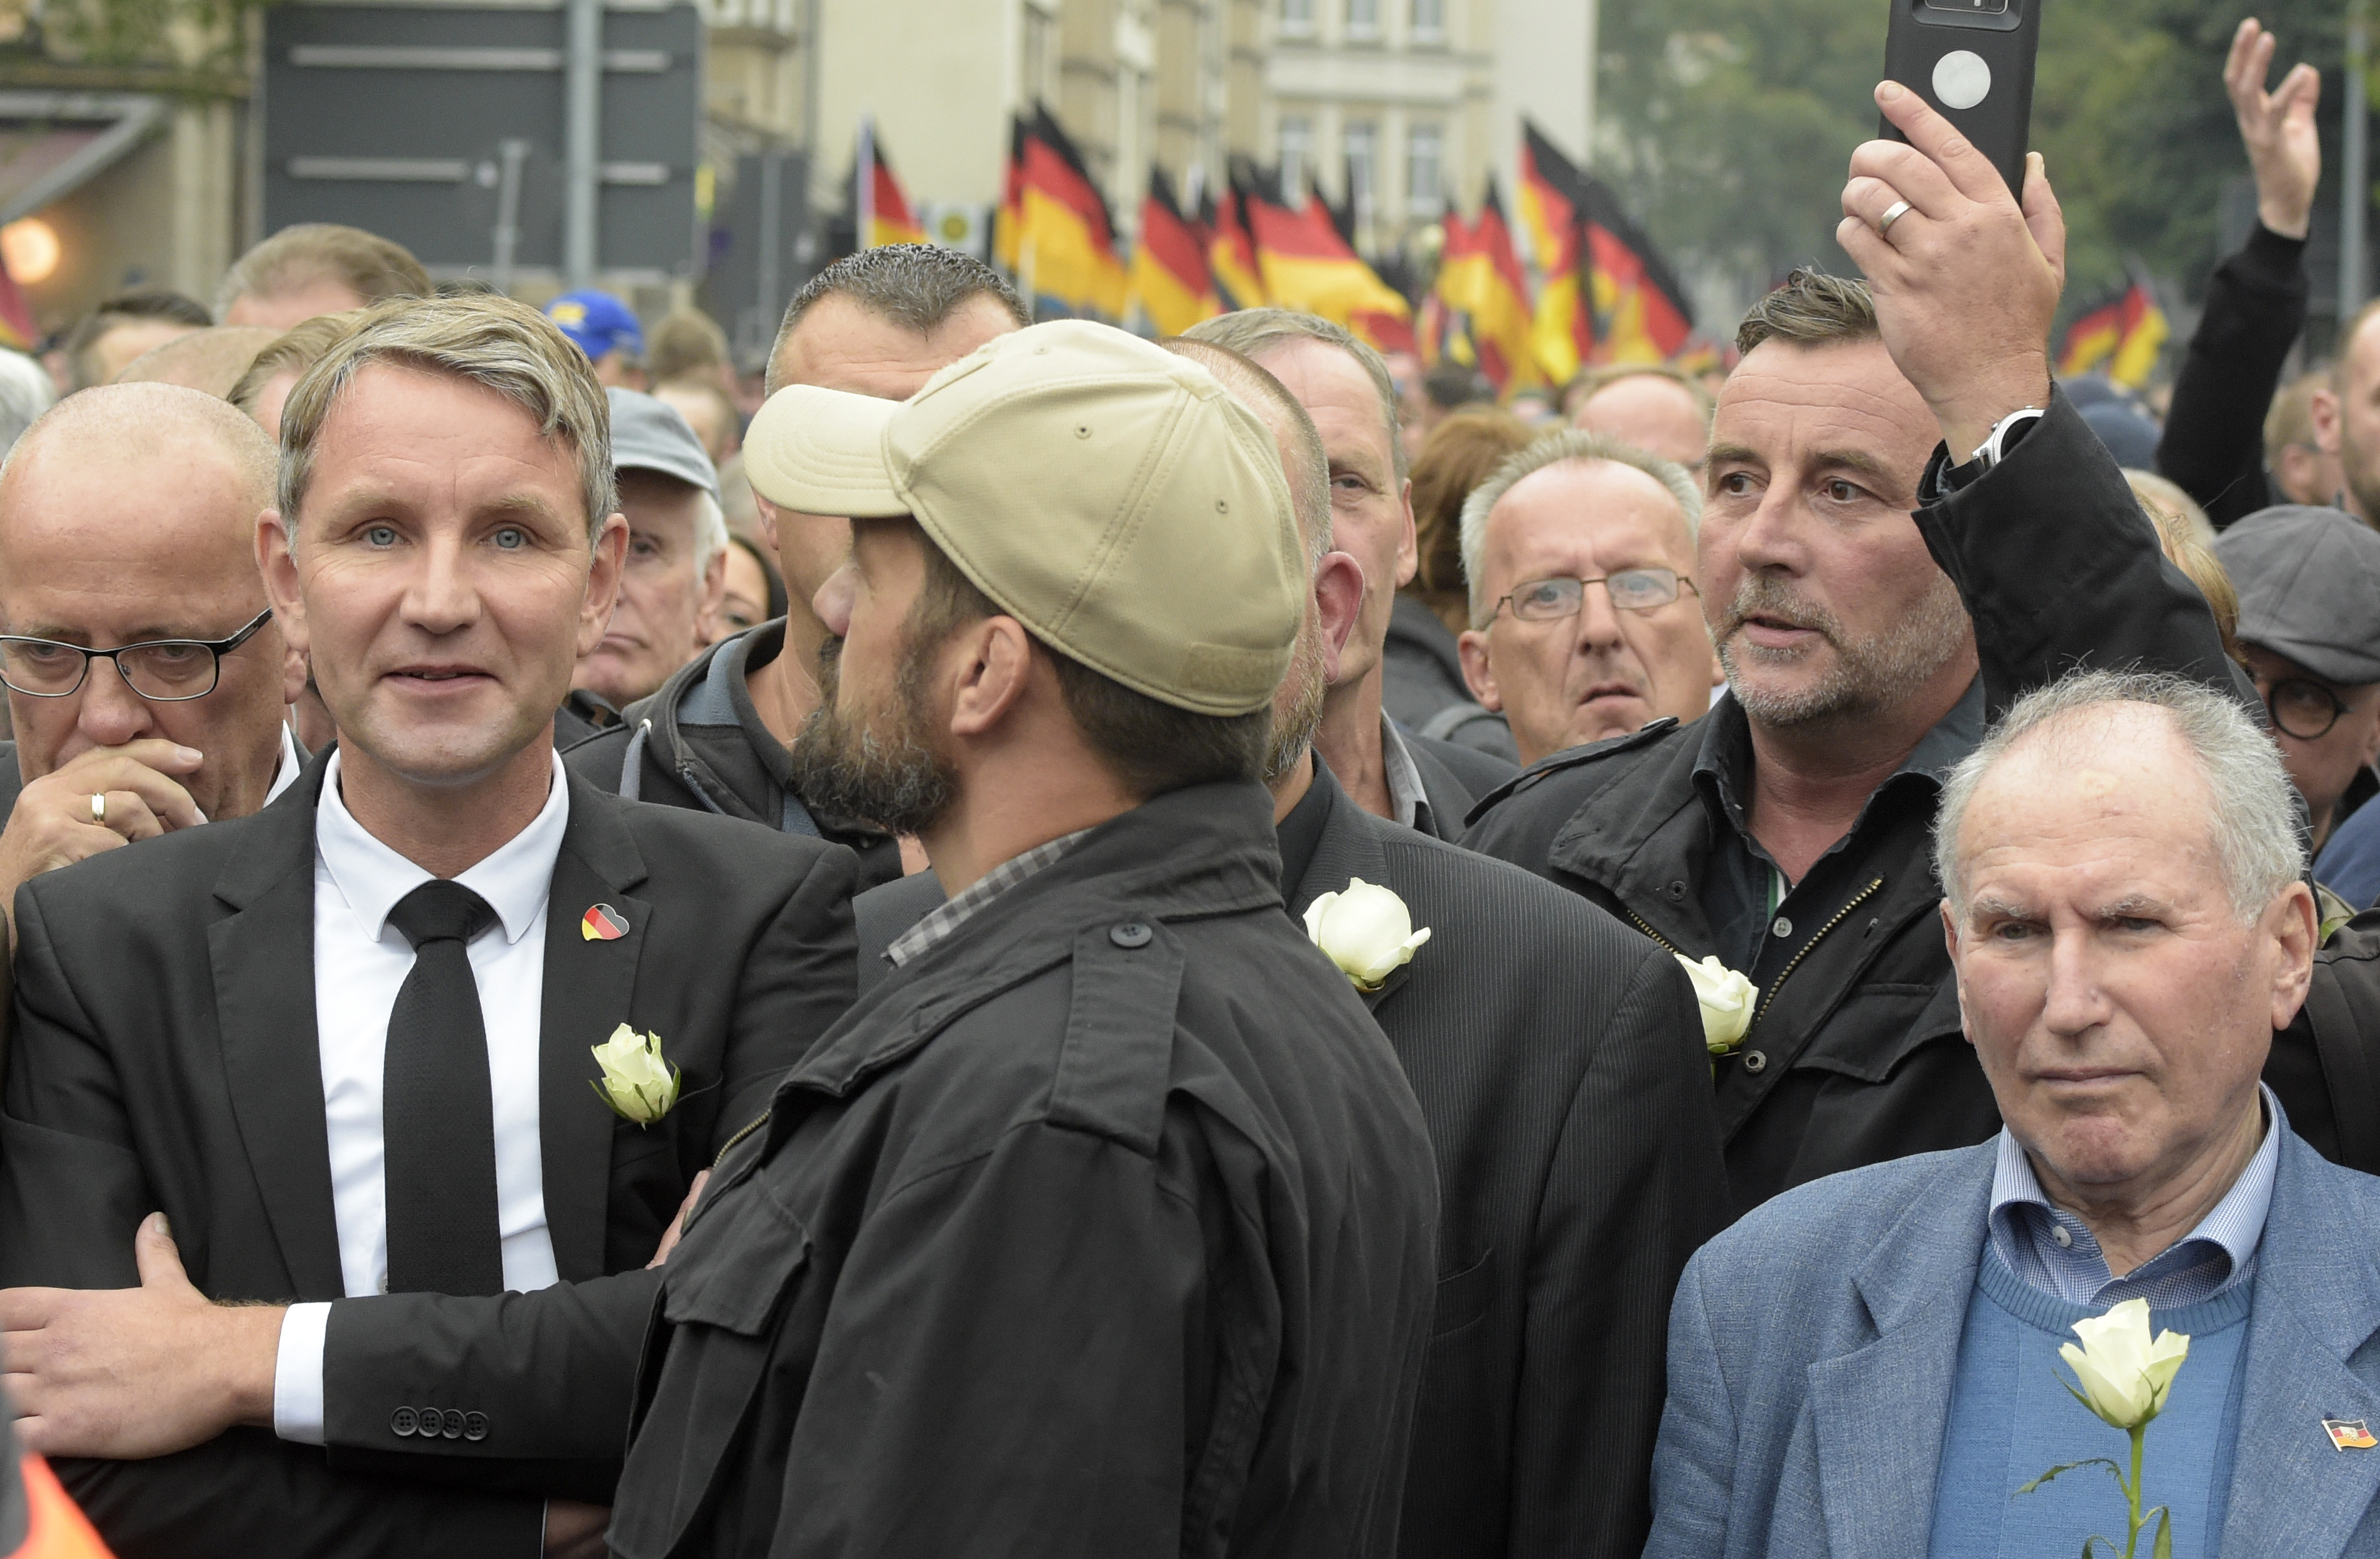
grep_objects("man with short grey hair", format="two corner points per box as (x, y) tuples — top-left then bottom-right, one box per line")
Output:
(565, 244), (1027, 887)
(0, 293), (858, 1559)
(1643, 669), (2380, 1556)
(1456, 430), (1720, 765)
(1186, 308), (1515, 838)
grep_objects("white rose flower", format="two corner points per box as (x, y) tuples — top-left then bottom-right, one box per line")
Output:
(2059, 1297), (2189, 1432)
(589, 1022), (681, 1126)
(1304, 878), (1431, 992)
(1675, 954), (1757, 1055)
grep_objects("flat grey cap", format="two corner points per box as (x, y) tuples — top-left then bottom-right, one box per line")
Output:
(607, 386), (717, 501)
(2213, 504), (2380, 685)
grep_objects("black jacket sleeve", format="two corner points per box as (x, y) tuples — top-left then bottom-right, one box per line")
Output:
(1912, 393), (2253, 720)
(2156, 223), (2308, 529)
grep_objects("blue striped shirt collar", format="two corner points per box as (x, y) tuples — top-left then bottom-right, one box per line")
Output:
(1986, 1085), (2283, 1310)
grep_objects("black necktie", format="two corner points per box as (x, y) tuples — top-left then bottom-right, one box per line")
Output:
(382, 880), (506, 1296)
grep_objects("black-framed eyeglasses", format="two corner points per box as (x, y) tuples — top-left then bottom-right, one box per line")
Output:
(2266, 676), (2350, 741)
(0, 609), (274, 702)
(1492, 568), (1698, 624)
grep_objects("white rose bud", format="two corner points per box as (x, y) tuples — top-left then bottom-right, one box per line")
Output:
(2059, 1297), (2189, 1432)
(1304, 878), (1431, 992)
(1675, 954), (1757, 1055)
(589, 1022), (681, 1127)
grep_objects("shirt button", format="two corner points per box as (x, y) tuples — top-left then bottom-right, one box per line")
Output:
(1771, 916), (1793, 938)
(1741, 1050), (1767, 1074)
(2051, 1225), (2074, 1248)
(1110, 922), (1153, 949)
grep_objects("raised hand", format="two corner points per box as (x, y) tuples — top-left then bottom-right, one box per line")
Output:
(1837, 80), (2064, 462)
(2226, 17), (2321, 240)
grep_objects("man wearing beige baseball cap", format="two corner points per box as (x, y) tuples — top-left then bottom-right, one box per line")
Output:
(607, 319), (1440, 1558)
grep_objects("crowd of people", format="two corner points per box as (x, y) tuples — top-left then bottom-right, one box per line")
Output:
(0, 14), (2377, 1559)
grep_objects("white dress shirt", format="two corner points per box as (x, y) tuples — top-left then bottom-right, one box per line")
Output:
(272, 748), (570, 1443)
(262, 724), (303, 808)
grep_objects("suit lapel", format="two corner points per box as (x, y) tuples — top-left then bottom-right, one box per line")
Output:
(537, 775), (651, 1282)
(1805, 1151), (1993, 1559)
(209, 756), (344, 1299)
(2221, 1137), (2380, 1556)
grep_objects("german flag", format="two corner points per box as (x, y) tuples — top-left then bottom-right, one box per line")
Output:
(1015, 105), (1128, 321)
(853, 119), (928, 250)
(2058, 272), (2169, 388)
(993, 115), (1025, 272)
(1577, 176), (1693, 363)
(1129, 168), (1221, 336)
(1202, 184), (1266, 310)
(1518, 122), (1591, 385)
(1237, 163), (1414, 354)
(1419, 203), (1473, 368)
(1432, 180), (1539, 395)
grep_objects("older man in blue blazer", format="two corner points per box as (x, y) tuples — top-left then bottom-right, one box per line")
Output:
(1643, 668), (2380, 1558)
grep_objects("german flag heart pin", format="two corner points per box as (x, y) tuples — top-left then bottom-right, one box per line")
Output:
(581, 903), (629, 942)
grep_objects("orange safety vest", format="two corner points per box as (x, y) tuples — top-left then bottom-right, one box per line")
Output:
(8, 1456), (111, 1559)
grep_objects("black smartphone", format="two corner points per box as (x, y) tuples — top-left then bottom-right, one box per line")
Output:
(1879, 0), (2042, 196)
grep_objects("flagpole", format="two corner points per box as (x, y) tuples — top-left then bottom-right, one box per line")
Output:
(2348, 0), (2370, 322)
(857, 112), (877, 252)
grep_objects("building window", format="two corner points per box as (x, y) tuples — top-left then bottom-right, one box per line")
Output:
(1411, 0), (1443, 42)
(1281, 0), (1313, 35)
(1407, 122), (1441, 214)
(1345, 121), (1377, 231)
(1281, 117), (1313, 204)
(1346, 0), (1377, 38)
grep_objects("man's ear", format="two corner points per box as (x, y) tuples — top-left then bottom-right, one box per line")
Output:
(1456, 625), (1501, 713)
(1313, 550), (1363, 686)
(698, 547), (728, 635)
(2270, 880), (2320, 1028)
(1939, 899), (1978, 1048)
(946, 616), (1035, 740)
(754, 493), (781, 554)
(256, 509), (309, 659)
(578, 513), (629, 658)
(1393, 477), (1419, 588)
(2313, 386), (2346, 458)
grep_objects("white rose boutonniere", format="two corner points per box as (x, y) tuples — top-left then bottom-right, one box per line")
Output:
(1304, 878), (1430, 993)
(590, 1023), (681, 1126)
(1675, 954), (1757, 1057)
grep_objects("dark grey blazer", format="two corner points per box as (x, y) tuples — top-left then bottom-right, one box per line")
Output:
(851, 766), (1729, 1558)
(0, 755), (859, 1559)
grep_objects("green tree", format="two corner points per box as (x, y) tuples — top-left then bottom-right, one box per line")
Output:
(1597, 0), (2353, 317)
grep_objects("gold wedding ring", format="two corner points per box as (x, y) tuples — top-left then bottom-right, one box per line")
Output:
(1877, 198), (1913, 238)
(89, 792), (105, 826)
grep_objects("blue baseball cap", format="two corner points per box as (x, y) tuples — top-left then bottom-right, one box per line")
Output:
(545, 289), (644, 363)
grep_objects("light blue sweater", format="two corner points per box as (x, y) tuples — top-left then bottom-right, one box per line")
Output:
(1926, 1247), (2253, 1558)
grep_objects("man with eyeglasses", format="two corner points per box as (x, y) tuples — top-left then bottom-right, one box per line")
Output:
(0, 383), (305, 942)
(1455, 430), (1722, 766)
(2209, 506), (2380, 910)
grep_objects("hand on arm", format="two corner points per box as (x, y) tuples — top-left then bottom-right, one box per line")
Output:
(0, 1213), (280, 1459)
(2227, 18), (2320, 240)
(1835, 81), (2064, 461)
(0, 743), (204, 949)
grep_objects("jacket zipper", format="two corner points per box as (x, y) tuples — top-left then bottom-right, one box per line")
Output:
(713, 1109), (769, 1167)
(1623, 908), (1684, 957)
(1754, 876), (1886, 1028)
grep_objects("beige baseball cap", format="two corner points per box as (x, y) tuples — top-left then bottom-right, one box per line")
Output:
(741, 319), (1303, 717)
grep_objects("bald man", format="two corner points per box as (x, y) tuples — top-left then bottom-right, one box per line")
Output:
(113, 326), (284, 398)
(0, 383), (304, 931)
